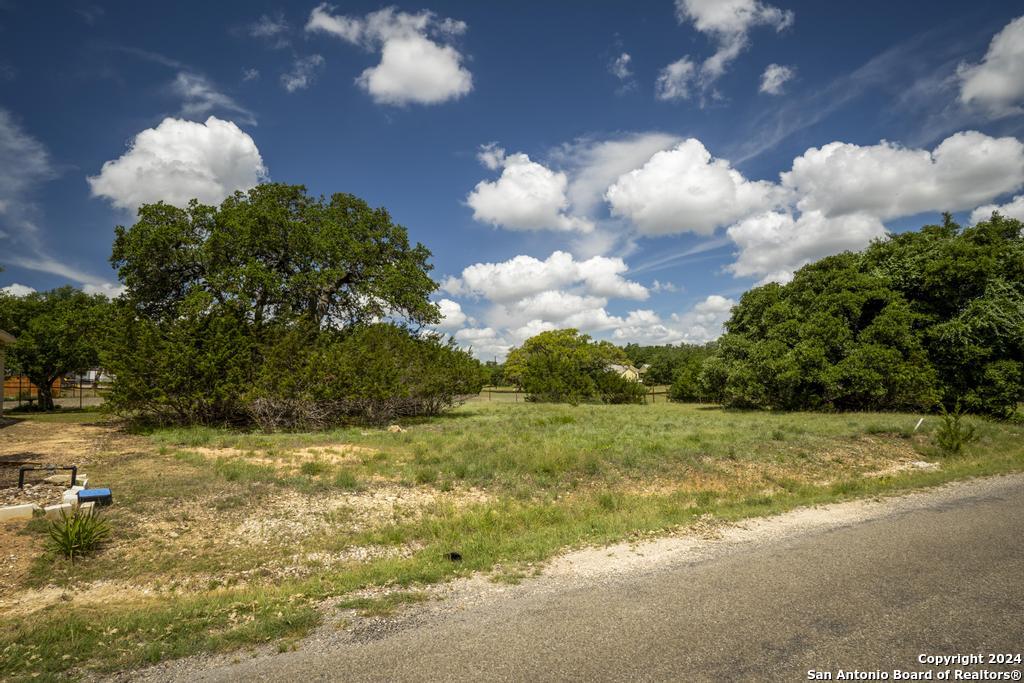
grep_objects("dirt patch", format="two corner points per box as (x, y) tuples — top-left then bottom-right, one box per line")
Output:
(0, 418), (144, 493)
(2, 477), (481, 618)
(0, 580), (164, 619)
(188, 443), (377, 473)
(0, 419), (110, 462)
(864, 459), (940, 478)
(229, 485), (492, 543)
(0, 522), (45, 602)
(709, 435), (927, 490)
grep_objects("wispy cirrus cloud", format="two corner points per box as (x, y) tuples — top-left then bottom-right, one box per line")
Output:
(0, 109), (122, 294)
(110, 46), (257, 125)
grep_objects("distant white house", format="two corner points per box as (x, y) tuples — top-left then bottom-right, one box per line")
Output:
(0, 329), (15, 417)
(78, 369), (111, 385)
(606, 363), (642, 382)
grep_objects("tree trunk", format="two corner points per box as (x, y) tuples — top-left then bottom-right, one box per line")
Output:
(35, 378), (55, 411)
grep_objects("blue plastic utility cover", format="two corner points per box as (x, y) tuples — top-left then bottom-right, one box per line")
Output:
(78, 488), (113, 506)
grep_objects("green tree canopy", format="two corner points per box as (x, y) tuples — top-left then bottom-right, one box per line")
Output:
(701, 214), (1023, 416)
(862, 213), (1024, 416)
(0, 287), (111, 410)
(111, 183), (440, 332)
(505, 329), (645, 404)
(104, 183), (480, 426)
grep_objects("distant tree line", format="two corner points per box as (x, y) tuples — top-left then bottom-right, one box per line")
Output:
(621, 342), (717, 400)
(4, 196), (1019, 421)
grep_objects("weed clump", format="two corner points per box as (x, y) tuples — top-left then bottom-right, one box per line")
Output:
(47, 510), (111, 562)
(934, 405), (978, 455)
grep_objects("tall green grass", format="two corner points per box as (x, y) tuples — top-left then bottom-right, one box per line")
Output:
(3, 402), (1022, 680)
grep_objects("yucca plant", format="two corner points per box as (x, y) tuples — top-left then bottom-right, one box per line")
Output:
(934, 404), (978, 455)
(46, 510), (111, 562)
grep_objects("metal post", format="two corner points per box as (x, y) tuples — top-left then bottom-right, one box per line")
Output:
(80, 372), (83, 409)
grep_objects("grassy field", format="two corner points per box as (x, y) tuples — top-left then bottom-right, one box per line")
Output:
(1, 402), (1023, 680)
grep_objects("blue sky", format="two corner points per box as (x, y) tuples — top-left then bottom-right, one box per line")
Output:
(2, 1), (1024, 359)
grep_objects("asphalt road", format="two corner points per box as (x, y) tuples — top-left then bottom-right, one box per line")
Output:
(155, 475), (1024, 682)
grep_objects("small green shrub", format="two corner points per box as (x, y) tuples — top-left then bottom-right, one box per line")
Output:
(413, 467), (438, 485)
(47, 510), (111, 562)
(934, 405), (978, 455)
(333, 469), (361, 490)
(299, 460), (327, 476)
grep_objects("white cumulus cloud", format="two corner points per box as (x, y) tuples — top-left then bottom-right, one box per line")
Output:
(442, 251), (647, 304)
(88, 116), (268, 211)
(497, 290), (611, 329)
(453, 326), (513, 360)
(435, 298), (469, 330)
(83, 282), (127, 298)
(440, 251), (663, 360)
(611, 295), (737, 346)
(759, 63), (794, 95)
(467, 150), (593, 233)
(593, 130), (1023, 284)
(783, 131), (1024, 219)
(971, 194), (1024, 224)
(1, 283), (36, 297)
(957, 15), (1024, 117)
(605, 138), (784, 236)
(671, 294), (737, 343)
(306, 4), (472, 106)
(552, 133), (683, 217)
(726, 210), (886, 284)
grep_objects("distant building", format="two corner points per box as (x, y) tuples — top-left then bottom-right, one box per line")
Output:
(606, 363), (642, 382)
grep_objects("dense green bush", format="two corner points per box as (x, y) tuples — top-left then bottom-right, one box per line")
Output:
(505, 329), (643, 404)
(104, 294), (255, 424)
(864, 214), (1024, 416)
(701, 214), (1022, 416)
(249, 323), (485, 428)
(595, 370), (649, 404)
(667, 347), (715, 401)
